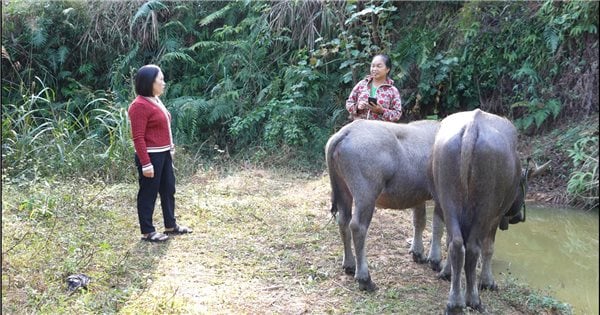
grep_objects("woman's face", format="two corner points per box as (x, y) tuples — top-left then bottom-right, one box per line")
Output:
(370, 56), (389, 81)
(152, 70), (165, 96)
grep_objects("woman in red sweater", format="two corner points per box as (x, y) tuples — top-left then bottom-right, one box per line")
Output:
(129, 64), (192, 242)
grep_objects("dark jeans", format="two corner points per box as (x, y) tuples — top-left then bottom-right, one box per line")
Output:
(135, 151), (176, 234)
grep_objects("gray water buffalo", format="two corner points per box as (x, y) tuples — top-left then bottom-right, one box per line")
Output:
(325, 119), (443, 291)
(429, 109), (548, 314)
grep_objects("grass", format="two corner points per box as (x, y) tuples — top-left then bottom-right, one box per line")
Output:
(2, 165), (572, 314)
(1, 176), (168, 313)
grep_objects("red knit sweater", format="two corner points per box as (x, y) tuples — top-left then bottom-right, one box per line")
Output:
(128, 96), (174, 171)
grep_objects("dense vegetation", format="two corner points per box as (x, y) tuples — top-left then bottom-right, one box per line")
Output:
(2, 2), (597, 313)
(2, 1), (598, 203)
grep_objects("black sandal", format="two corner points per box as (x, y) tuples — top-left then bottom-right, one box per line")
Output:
(164, 225), (193, 235)
(141, 231), (169, 242)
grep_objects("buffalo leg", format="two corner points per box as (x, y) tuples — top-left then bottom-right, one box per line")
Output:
(479, 228), (498, 290)
(438, 234), (452, 281)
(446, 220), (465, 314)
(465, 239), (483, 311)
(336, 196), (355, 275)
(410, 203), (427, 263)
(350, 200), (377, 291)
(428, 205), (444, 271)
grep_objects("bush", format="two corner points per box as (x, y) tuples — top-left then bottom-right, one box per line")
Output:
(567, 133), (599, 209)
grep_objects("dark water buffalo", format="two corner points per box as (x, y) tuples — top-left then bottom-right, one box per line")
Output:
(325, 119), (443, 291)
(429, 109), (548, 314)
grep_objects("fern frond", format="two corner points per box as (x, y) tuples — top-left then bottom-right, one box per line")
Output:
(199, 3), (232, 26)
(57, 46), (69, 64)
(188, 40), (221, 52)
(159, 52), (195, 64)
(31, 27), (48, 48)
(163, 39), (182, 52)
(543, 26), (559, 54)
(163, 20), (188, 33)
(208, 99), (237, 124)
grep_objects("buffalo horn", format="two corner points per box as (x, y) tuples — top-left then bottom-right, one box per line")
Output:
(529, 160), (551, 178)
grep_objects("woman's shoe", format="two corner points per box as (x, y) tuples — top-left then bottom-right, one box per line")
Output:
(164, 224), (193, 235)
(141, 231), (169, 242)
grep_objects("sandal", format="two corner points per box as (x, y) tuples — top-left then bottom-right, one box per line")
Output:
(164, 224), (193, 235)
(141, 231), (169, 242)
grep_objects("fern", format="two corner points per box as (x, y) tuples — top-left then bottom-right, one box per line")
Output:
(31, 26), (48, 48)
(163, 20), (188, 33)
(159, 52), (195, 64)
(543, 26), (559, 54)
(207, 99), (237, 124)
(188, 40), (221, 52)
(199, 3), (232, 26)
(167, 96), (209, 145)
(78, 63), (94, 77)
(162, 38), (182, 52)
(57, 46), (69, 64)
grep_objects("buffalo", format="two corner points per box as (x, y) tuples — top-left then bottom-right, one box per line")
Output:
(428, 109), (549, 314)
(325, 119), (444, 291)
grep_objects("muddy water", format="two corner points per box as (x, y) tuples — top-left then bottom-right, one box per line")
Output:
(493, 205), (599, 315)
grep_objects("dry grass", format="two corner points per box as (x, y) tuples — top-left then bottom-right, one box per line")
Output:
(2, 166), (571, 314)
(115, 167), (569, 314)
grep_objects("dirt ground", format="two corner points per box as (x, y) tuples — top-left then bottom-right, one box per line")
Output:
(118, 167), (568, 314)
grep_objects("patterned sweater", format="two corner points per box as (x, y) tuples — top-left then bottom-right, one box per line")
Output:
(345, 76), (402, 122)
(128, 95), (174, 172)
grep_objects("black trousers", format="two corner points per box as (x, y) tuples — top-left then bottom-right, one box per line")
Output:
(135, 151), (176, 234)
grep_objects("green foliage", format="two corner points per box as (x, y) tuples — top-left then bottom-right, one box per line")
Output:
(567, 134), (599, 209)
(1, 77), (133, 182)
(1, 0), (598, 193)
(499, 275), (573, 314)
(416, 53), (460, 114)
(512, 98), (562, 130)
(2, 179), (169, 314)
(230, 53), (333, 154)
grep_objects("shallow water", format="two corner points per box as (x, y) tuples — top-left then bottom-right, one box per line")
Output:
(493, 205), (599, 315)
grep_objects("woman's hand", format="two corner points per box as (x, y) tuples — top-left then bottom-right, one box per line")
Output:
(367, 101), (385, 114)
(357, 99), (369, 110)
(142, 169), (154, 178)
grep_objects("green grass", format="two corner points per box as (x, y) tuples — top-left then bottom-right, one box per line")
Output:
(1, 177), (169, 314)
(2, 165), (573, 314)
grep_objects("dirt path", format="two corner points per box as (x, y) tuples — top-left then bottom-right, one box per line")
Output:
(118, 168), (562, 314)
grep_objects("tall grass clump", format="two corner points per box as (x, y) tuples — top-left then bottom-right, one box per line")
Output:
(2, 78), (134, 183)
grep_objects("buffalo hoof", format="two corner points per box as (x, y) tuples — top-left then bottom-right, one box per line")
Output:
(343, 266), (355, 276)
(479, 282), (498, 291)
(428, 259), (442, 272)
(445, 305), (465, 315)
(437, 271), (451, 282)
(358, 279), (378, 292)
(410, 250), (427, 264)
